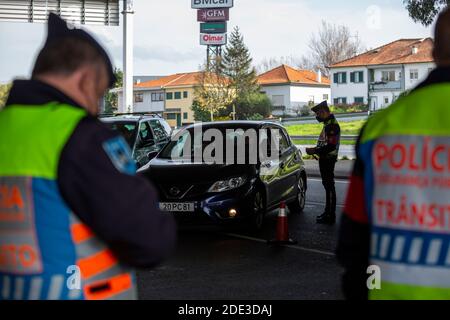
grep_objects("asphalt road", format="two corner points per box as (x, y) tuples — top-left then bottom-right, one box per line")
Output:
(137, 178), (350, 300)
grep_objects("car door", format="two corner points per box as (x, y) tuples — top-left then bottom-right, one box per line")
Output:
(278, 127), (301, 201)
(134, 121), (158, 168)
(270, 126), (296, 203)
(258, 126), (283, 207)
(149, 119), (170, 151)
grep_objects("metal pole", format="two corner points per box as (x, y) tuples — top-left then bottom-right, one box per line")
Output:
(122, 0), (134, 113)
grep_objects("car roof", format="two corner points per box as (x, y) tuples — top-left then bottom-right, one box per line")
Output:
(182, 120), (282, 131)
(100, 114), (162, 123)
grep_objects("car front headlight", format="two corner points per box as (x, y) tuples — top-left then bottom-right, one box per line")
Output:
(208, 176), (247, 193)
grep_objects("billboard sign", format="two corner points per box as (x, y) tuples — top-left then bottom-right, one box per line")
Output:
(197, 8), (229, 22)
(191, 0), (233, 9)
(200, 33), (227, 46)
(200, 22), (227, 34)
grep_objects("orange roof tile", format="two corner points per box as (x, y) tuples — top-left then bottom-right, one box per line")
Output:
(134, 72), (207, 89)
(257, 65), (330, 86)
(330, 38), (434, 68)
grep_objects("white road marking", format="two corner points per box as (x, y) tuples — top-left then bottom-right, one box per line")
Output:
(308, 178), (349, 184)
(305, 201), (345, 208)
(220, 232), (335, 257)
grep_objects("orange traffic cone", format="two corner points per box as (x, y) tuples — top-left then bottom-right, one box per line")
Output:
(268, 201), (297, 245)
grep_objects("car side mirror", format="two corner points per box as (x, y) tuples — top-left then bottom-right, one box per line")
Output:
(147, 151), (159, 161)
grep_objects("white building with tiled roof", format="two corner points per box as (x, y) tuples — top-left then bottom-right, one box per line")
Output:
(257, 65), (331, 116)
(329, 38), (435, 111)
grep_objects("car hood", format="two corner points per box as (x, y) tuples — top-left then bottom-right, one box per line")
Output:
(140, 158), (254, 185)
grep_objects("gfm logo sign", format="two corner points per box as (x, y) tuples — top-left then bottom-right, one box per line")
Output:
(197, 8), (229, 22)
(192, 0), (234, 9)
(200, 33), (227, 45)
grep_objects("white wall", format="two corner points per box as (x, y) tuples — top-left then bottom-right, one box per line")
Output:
(330, 66), (369, 105)
(290, 85), (331, 108)
(369, 91), (402, 110)
(404, 62), (434, 90)
(261, 84), (330, 116)
(117, 89), (165, 113)
(260, 85), (291, 116)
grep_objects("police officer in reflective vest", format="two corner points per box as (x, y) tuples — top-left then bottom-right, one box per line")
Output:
(337, 8), (450, 300)
(306, 101), (341, 225)
(0, 14), (176, 300)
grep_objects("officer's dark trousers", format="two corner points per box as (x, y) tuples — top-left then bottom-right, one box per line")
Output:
(319, 157), (337, 216)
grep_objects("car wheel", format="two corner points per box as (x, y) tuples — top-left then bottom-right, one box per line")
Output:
(250, 191), (266, 230)
(288, 176), (306, 214)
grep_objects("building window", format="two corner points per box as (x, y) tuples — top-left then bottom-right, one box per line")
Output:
(308, 95), (315, 105)
(175, 92), (182, 100)
(334, 97), (347, 105)
(384, 97), (389, 104)
(151, 92), (164, 102)
(410, 69), (419, 80)
(166, 113), (177, 120)
(333, 72), (347, 84)
(166, 92), (173, 100)
(183, 112), (188, 120)
(323, 94), (329, 101)
(381, 71), (396, 82)
(350, 71), (364, 83)
(134, 93), (143, 103)
(354, 97), (364, 104)
(272, 95), (284, 106)
(183, 91), (188, 99)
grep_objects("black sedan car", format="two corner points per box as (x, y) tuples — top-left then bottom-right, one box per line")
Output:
(139, 121), (307, 229)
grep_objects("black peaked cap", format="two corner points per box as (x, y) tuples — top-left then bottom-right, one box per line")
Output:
(45, 12), (116, 87)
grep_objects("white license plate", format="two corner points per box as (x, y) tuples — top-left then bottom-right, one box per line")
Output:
(159, 202), (195, 212)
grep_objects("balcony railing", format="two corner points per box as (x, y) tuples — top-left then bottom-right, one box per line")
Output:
(370, 81), (402, 91)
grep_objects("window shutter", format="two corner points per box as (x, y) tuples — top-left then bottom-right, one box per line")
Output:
(334, 73), (338, 83)
(350, 72), (355, 83)
(342, 73), (347, 83)
(359, 71), (364, 83)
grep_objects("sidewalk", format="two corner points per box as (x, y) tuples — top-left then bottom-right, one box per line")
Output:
(304, 160), (354, 180)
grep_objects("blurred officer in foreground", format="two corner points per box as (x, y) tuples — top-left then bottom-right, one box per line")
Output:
(337, 8), (450, 300)
(0, 13), (175, 300)
(306, 101), (341, 225)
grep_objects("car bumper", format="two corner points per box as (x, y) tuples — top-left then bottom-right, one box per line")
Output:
(161, 182), (257, 224)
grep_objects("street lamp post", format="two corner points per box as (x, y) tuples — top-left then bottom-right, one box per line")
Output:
(122, 0), (134, 113)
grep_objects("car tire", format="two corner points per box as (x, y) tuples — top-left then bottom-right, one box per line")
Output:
(288, 176), (306, 214)
(249, 190), (266, 230)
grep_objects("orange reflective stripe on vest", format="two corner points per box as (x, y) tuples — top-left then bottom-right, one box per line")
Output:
(77, 249), (118, 279)
(84, 273), (132, 300)
(70, 223), (94, 244)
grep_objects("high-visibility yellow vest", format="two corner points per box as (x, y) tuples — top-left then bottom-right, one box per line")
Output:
(359, 84), (450, 299)
(0, 103), (137, 300)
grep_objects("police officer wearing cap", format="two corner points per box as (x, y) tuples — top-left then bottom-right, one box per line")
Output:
(0, 13), (175, 300)
(306, 101), (341, 225)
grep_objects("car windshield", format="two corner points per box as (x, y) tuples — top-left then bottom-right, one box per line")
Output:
(158, 125), (276, 164)
(105, 121), (138, 148)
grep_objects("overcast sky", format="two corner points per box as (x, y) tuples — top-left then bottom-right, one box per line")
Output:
(0, 0), (435, 83)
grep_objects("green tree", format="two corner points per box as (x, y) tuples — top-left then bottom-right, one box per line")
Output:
(104, 68), (123, 114)
(226, 92), (272, 120)
(222, 26), (260, 101)
(193, 60), (234, 122)
(404, 0), (449, 26)
(221, 27), (272, 120)
(0, 83), (12, 109)
(192, 99), (213, 122)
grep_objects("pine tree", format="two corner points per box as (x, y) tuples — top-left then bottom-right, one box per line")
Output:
(221, 27), (271, 120)
(222, 26), (259, 101)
